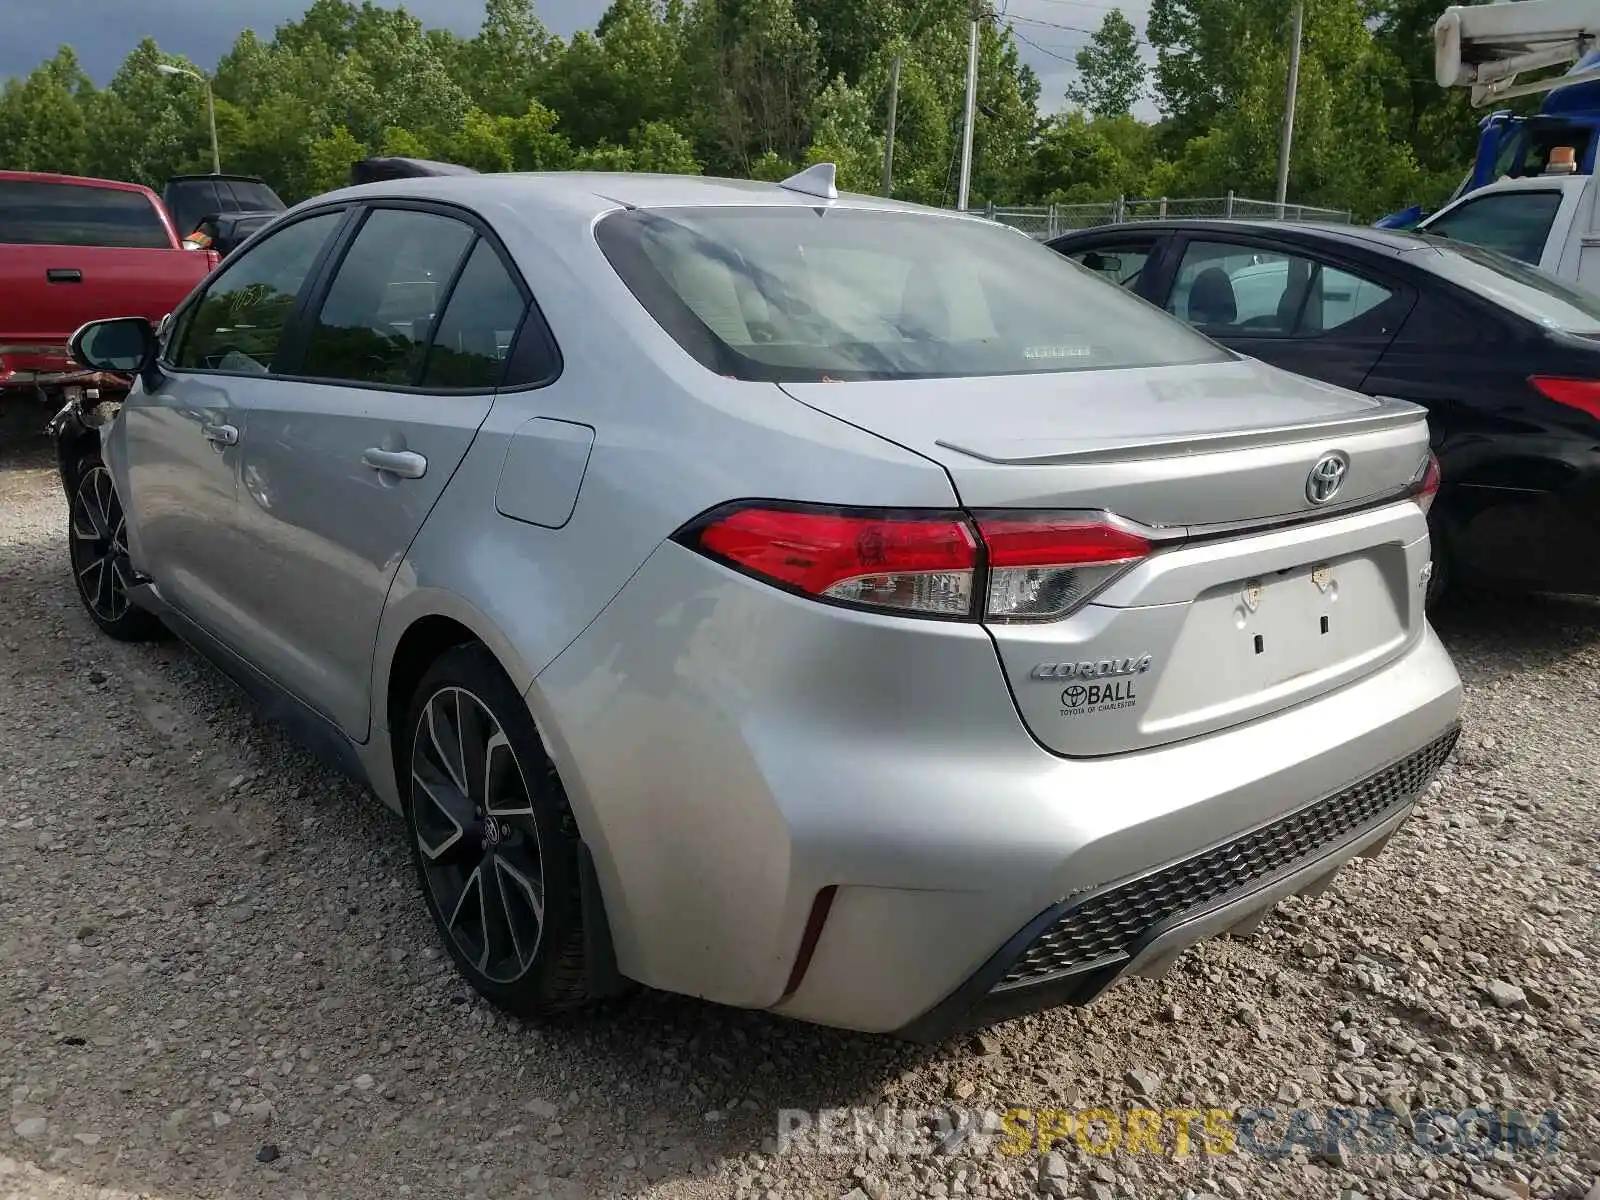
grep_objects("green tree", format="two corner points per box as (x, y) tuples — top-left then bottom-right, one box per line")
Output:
(628, 120), (702, 172)
(1066, 10), (1145, 119)
(0, 47), (96, 175)
(805, 77), (880, 191)
(305, 124), (368, 192)
(679, 0), (823, 172)
(543, 0), (687, 149)
(459, 0), (555, 117)
(1025, 111), (1154, 202)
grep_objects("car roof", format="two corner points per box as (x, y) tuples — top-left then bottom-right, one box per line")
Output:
(166, 174), (275, 186)
(305, 170), (985, 225)
(1050, 218), (1430, 258)
(0, 169), (159, 197)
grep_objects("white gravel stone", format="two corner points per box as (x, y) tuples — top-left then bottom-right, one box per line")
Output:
(2, 430), (1598, 1200)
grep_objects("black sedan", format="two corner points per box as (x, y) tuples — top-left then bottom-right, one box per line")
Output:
(1048, 219), (1600, 600)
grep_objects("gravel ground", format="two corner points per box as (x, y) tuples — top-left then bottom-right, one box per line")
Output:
(1, 425), (1597, 1200)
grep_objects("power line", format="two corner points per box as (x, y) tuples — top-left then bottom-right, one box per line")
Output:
(1004, 11), (1152, 44)
(1009, 27), (1082, 63)
(1021, 0), (1133, 11)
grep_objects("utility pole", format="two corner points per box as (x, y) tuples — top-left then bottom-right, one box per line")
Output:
(957, 0), (982, 211)
(205, 80), (220, 175)
(1273, 1), (1304, 215)
(156, 64), (220, 174)
(882, 54), (903, 197)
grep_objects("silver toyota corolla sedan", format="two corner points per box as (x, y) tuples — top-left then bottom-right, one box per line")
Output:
(56, 165), (1462, 1039)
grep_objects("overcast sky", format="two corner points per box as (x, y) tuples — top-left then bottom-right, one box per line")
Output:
(1, 0), (1158, 117)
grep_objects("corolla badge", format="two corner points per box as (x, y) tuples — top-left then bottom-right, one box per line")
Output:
(1306, 452), (1349, 505)
(1031, 655), (1152, 681)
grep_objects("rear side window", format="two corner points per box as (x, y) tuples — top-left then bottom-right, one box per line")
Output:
(175, 210), (344, 373)
(1168, 241), (1394, 336)
(1422, 191), (1563, 264)
(166, 180), (285, 237)
(1417, 237), (1600, 334)
(420, 240), (527, 389)
(222, 180), (283, 212)
(299, 208), (476, 387)
(0, 180), (169, 249)
(596, 207), (1228, 382)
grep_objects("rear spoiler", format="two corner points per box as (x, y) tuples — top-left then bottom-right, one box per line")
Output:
(1436, 0), (1600, 106)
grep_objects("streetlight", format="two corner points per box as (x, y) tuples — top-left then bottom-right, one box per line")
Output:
(157, 64), (219, 174)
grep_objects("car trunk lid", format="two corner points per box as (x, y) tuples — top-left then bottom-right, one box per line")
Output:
(781, 359), (1435, 756)
(781, 359), (1425, 526)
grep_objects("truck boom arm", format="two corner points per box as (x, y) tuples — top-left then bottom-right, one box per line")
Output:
(1436, 0), (1600, 106)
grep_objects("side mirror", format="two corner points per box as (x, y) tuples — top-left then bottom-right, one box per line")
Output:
(1082, 252), (1123, 274)
(68, 317), (156, 375)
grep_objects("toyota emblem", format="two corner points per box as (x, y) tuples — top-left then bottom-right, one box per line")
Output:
(1306, 453), (1349, 505)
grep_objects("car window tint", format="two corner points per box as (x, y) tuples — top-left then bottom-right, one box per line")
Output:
(1168, 241), (1393, 337)
(175, 211), (343, 373)
(1066, 242), (1154, 289)
(421, 240), (526, 388)
(1422, 191), (1563, 264)
(299, 208), (475, 387)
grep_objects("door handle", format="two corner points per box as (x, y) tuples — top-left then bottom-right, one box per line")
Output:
(46, 268), (83, 283)
(362, 448), (427, 479)
(201, 422), (239, 446)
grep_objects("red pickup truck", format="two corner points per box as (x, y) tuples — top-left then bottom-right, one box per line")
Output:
(0, 171), (214, 406)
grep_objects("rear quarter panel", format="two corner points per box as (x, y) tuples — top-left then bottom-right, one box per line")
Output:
(372, 193), (961, 734)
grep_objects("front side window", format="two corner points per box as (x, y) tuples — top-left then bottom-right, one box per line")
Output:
(1065, 241), (1156, 290)
(174, 210), (344, 373)
(1422, 191), (1563, 264)
(1168, 241), (1394, 336)
(596, 207), (1228, 382)
(299, 208), (475, 386)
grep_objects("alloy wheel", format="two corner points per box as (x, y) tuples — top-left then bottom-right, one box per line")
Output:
(410, 686), (546, 984)
(70, 466), (132, 624)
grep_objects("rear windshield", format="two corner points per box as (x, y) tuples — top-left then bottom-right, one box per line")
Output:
(595, 206), (1230, 382)
(165, 178), (285, 235)
(0, 180), (170, 249)
(1413, 236), (1600, 334)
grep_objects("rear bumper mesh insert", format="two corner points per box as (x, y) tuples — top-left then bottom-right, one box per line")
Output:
(996, 728), (1460, 992)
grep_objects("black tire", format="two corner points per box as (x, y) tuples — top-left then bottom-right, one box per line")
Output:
(1424, 514), (1453, 612)
(67, 455), (165, 642)
(400, 643), (592, 1017)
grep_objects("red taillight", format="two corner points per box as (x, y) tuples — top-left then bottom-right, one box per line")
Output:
(1412, 451), (1441, 515)
(1530, 376), (1600, 419)
(679, 503), (1151, 621)
(691, 504), (979, 617)
(976, 515), (1150, 622)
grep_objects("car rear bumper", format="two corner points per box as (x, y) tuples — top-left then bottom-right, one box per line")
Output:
(892, 727), (1455, 1041)
(1445, 441), (1600, 594)
(533, 542), (1463, 1035)
(0, 343), (73, 379)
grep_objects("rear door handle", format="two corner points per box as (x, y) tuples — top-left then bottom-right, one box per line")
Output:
(201, 422), (239, 446)
(362, 448), (427, 479)
(46, 268), (82, 283)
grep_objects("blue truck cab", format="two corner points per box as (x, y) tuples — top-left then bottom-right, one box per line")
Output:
(1378, 50), (1600, 229)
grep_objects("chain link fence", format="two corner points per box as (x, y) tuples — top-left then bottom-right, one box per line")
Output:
(972, 193), (1354, 239)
